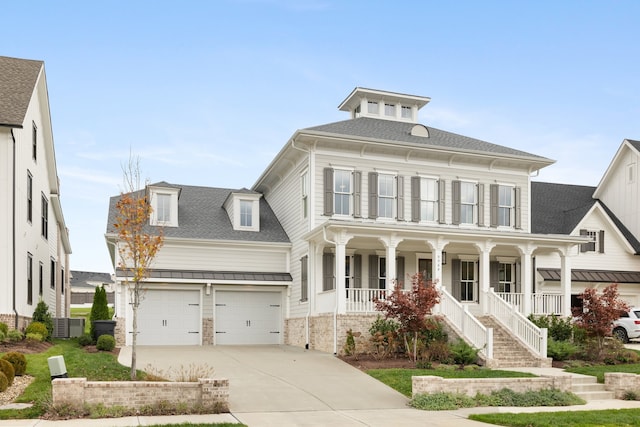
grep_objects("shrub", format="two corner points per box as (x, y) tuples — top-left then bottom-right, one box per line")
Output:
(96, 334), (116, 351)
(26, 332), (43, 342)
(547, 339), (579, 361)
(0, 372), (7, 393)
(0, 358), (15, 386)
(2, 352), (27, 376)
(0, 331), (5, 342)
(26, 321), (48, 337)
(7, 329), (23, 342)
(369, 316), (400, 359)
(343, 329), (359, 357)
(78, 333), (94, 346)
(421, 317), (448, 344)
(449, 339), (479, 366)
(90, 285), (110, 339)
(32, 300), (54, 341)
(0, 321), (8, 335)
(528, 314), (574, 341)
(422, 340), (451, 363)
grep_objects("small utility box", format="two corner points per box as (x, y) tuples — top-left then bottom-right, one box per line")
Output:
(48, 355), (68, 380)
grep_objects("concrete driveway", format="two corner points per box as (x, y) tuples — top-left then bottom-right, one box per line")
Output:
(118, 345), (409, 413)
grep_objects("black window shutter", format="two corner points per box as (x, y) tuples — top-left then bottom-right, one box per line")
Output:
(452, 180), (461, 225)
(368, 172), (378, 219)
(354, 254), (362, 288)
(451, 258), (461, 302)
(396, 175), (404, 220)
(353, 171), (362, 218)
(323, 252), (335, 291)
(323, 168), (333, 216)
(599, 230), (605, 253)
(489, 261), (499, 289)
(368, 254), (378, 288)
(478, 183), (485, 227)
(438, 179), (446, 224)
(411, 176), (420, 222)
(514, 187), (522, 229)
(489, 184), (498, 228)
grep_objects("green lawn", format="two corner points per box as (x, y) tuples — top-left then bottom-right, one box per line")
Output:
(0, 339), (140, 419)
(564, 363), (640, 383)
(367, 367), (537, 397)
(470, 408), (640, 426)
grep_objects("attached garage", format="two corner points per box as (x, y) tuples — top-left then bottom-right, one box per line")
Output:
(215, 290), (282, 345)
(134, 289), (201, 345)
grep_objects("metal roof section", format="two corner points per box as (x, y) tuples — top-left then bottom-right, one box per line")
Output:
(539, 268), (640, 284)
(116, 268), (292, 282)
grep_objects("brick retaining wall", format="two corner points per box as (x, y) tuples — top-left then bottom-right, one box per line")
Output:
(52, 378), (229, 412)
(412, 375), (571, 397)
(605, 373), (640, 398)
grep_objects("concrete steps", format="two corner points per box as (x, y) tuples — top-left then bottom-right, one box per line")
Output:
(476, 315), (551, 368)
(571, 375), (615, 400)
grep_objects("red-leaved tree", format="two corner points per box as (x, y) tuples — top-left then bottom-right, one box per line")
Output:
(374, 273), (440, 361)
(572, 283), (629, 352)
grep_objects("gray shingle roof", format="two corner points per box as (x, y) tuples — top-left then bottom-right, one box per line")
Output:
(304, 117), (551, 161)
(628, 139), (640, 152)
(70, 270), (114, 288)
(531, 182), (596, 234)
(532, 182), (640, 253)
(106, 183), (290, 243)
(0, 55), (43, 127)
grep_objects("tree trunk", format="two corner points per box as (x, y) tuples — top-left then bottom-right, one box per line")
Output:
(130, 285), (138, 380)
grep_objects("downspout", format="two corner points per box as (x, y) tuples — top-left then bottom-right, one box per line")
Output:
(322, 225), (338, 355)
(11, 129), (18, 329)
(291, 137), (312, 350)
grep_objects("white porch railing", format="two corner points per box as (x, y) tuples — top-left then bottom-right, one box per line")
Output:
(345, 288), (395, 313)
(494, 293), (565, 316)
(487, 289), (547, 358)
(438, 287), (493, 359)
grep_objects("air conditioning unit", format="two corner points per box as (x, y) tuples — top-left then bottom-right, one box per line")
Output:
(69, 318), (85, 338)
(53, 318), (69, 338)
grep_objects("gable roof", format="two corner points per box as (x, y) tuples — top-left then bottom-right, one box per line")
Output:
(0, 55), (43, 128)
(304, 117), (552, 162)
(531, 182), (596, 234)
(594, 139), (640, 199)
(106, 183), (290, 243)
(70, 270), (114, 288)
(629, 139), (640, 152)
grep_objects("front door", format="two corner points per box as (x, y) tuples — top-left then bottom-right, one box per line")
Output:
(418, 258), (433, 281)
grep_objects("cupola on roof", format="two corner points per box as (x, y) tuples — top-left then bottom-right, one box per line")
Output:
(338, 87), (431, 123)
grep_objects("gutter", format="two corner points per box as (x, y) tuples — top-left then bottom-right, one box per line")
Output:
(11, 129), (18, 329)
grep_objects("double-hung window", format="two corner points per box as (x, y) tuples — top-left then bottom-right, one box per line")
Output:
(301, 171), (309, 219)
(27, 253), (33, 305)
(240, 200), (253, 227)
(378, 174), (395, 219)
(367, 101), (379, 114)
(401, 105), (412, 119)
(41, 194), (48, 239)
(420, 178), (438, 222)
(334, 170), (352, 216)
(27, 171), (33, 223)
(384, 103), (396, 117)
(498, 263), (513, 293)
(460, 182), (477, 224)
(156, 193), (171, 223)
(498, 185), (513, 227)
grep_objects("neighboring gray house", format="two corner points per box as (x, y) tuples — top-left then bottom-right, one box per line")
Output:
(69, 270), (115, 305)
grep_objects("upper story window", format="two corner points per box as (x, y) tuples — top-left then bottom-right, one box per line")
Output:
(498, 185), (513, 227)
(579, 229), (605, 253)
(460, 182), (477, 224)
(378, 174), (395, 219)
(334, 169), (352, 216)
(301, 171), (309, 219)
(628, 163), (636, 184)
(41, 193), (48, 239)
(149, 185), (180, 227)
(32, 122), (37, 161)
(490, 184), (521, 229)
(420, 178), (438, 222)
(384, 103), (396, 117)
(401, 105), (412, 119)
(27, 171), (33, 223)
(367, 101), (379, 114)
(240, 200), (253, 227)
(50, 258), (56, 289)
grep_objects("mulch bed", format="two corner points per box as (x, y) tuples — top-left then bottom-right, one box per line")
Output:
(339, 354), (418, 370)
(0, 340), (53, 354)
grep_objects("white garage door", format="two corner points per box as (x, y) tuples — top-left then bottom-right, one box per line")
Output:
(215, 291), (282, 345)
(135, 289), (201, 345)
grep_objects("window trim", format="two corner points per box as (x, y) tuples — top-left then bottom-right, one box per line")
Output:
(459, 181), (478, 225)
(32, 121), (37, 161)
(377, 173), (396, 220)
(50, 258), (56, 290)
(239, 199), (253, 227)
(301, 170), (309, 219)
(27, 253), (33, 305)
(333, 168), (354, 217)
(27, 171), (33, 223)
(155, 193), (172, 224)
(39, 262), (44, 296)
(41, 193), (48, 239)
(419, 176), (439, 223)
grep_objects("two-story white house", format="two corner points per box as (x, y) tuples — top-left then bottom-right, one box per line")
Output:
(0, 55), (72, 330)
(108, 88), (607, 367)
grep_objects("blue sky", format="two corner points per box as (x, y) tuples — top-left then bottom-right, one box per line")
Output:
(3, 1), (639, 273)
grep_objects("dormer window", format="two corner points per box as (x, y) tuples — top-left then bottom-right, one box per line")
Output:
(224, 190), (261, 232)
(149, 184), (180, 227)
(367, 101), (379, 114)
(338, 88), (430, 123)
(401, 106), (412, 119)
(384, 103), (396, 117)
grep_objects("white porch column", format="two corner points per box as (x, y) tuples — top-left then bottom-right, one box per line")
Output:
(427, 237), (448, 288)
(379, 234), (403, 291)
(475, 241), (495, 314)
(518, 243), (535, 316)
(560, 248), (573, 317)
(334, 230), (351, 314)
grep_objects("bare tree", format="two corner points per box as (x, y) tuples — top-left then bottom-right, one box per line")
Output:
(113, 156), (164, 379)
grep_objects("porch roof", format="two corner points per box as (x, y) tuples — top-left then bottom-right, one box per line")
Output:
(538, 268), (640, 284)
(116, 268), (292, 282)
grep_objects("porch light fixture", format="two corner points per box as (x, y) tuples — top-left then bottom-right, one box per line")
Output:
(442, 252), (447, 265)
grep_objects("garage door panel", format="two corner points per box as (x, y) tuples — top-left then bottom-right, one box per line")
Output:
(135, 290), (201, 345)
(215, 291), (281, 345)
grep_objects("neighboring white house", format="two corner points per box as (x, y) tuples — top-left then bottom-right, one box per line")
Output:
(69, 270), (115, 306)
(108, 88), (615, 367)
(0, 55), (72, 330)
(533, 140), (640, 307)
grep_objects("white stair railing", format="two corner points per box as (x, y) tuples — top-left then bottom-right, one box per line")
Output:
(438, 287), (493, 359)
(487, 288), (547, 358)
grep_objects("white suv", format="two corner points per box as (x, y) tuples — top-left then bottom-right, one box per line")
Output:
(613, 308), (640, 343)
